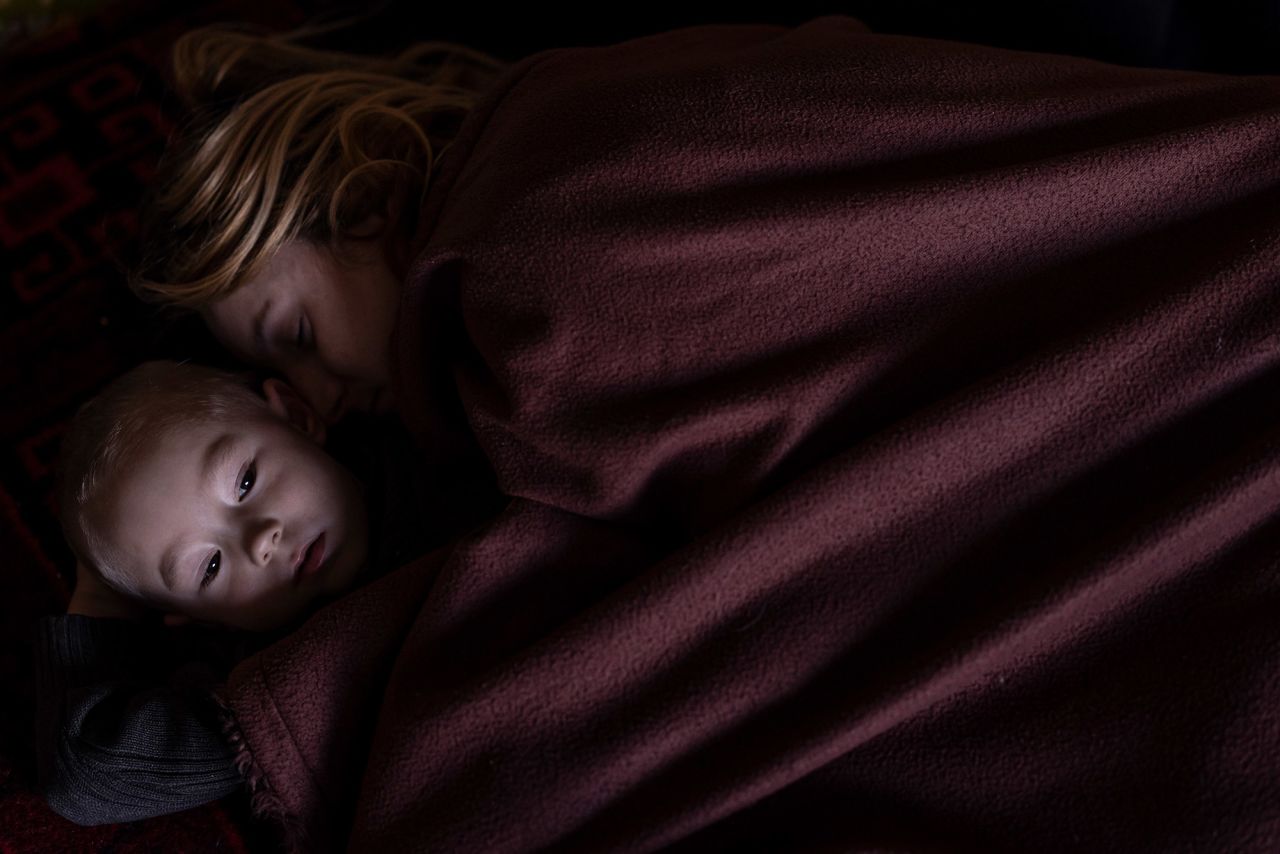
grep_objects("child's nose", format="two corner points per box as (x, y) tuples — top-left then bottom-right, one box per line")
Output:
(249, 522), (282, 566)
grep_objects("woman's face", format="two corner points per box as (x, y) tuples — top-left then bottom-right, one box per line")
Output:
(205, 238), (401, 424)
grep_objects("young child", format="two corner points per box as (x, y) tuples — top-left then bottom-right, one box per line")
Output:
(33, 360), (500, 826)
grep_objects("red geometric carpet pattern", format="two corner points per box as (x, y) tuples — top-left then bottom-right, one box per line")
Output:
(0, 1), (302, 850)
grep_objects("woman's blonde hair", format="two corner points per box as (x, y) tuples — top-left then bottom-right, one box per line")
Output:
(131, 24), (510, 307)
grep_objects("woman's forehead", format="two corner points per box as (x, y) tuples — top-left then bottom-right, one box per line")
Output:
(205, 280), (273, 362)
(204, 241), (332, 356)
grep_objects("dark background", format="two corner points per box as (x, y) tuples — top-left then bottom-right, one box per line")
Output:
(4, 1), (1280, 850)
(319, 1), (1280, 73)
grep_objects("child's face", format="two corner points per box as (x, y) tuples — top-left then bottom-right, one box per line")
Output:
(204, 238), (400, 427)
(93, 384), (369, 632)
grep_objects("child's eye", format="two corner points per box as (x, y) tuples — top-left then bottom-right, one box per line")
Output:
(237, 462), (256, 501)
(200, 550), (221, 590)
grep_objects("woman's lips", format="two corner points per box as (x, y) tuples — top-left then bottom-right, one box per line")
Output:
(294, 532), (326, 586)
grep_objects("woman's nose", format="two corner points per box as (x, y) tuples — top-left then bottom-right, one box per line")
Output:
(249, 520), (282, 566)
(288, 361), (344, 425)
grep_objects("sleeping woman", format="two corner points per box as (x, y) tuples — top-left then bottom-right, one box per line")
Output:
(65, 13), (1280, 850)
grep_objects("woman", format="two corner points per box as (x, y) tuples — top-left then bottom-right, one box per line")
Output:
(132, 24), (506, 421)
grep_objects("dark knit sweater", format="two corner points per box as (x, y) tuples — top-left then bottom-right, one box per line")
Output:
(32, 615), (249, 825)
(32, 417), (501, 826)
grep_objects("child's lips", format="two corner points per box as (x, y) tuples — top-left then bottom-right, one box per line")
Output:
(293, 533), (327, 586)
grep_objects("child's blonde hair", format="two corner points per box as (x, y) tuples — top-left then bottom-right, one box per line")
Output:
(57, 361), (264, 601)
(131, 25), (509, 308)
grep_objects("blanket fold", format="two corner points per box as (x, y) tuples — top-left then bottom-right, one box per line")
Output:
(224, 15), (1280, 852)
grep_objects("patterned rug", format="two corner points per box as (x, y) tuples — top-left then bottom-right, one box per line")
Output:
(0, 1), (303, 850)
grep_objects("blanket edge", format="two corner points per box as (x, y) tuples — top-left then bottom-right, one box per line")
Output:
(210, 686), (312, 854)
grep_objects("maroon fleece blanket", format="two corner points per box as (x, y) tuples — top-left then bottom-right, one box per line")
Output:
(219, 15), (1280, 852)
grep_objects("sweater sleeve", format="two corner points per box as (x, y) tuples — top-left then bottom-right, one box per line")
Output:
(32, 614), (245, 826)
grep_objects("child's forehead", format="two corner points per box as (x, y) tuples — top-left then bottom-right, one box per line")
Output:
(133, 389), (265, 445)
(100, 419), (212, 496)
(106, 410), (246, 493)
(89, 419), (230, 568)
(118, 403), (296, 487)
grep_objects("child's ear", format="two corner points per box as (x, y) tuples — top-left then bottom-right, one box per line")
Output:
(262, 378), (326, 445)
